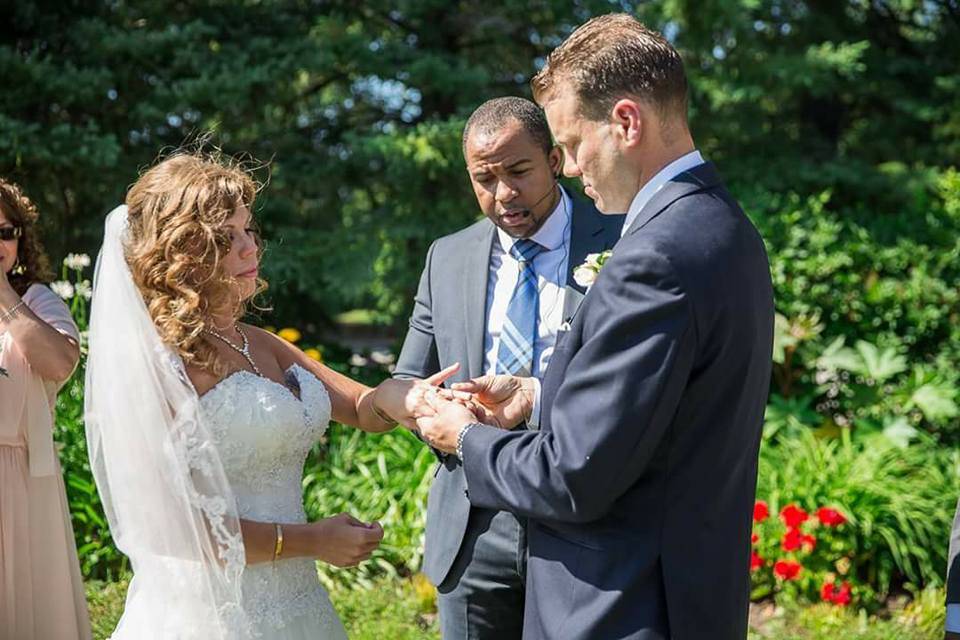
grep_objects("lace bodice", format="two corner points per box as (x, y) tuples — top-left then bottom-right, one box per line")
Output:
(200, 364), (330, 523)
(199, 364), (346, 638)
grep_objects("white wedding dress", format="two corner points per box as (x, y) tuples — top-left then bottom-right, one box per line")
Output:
(199, 363), (348, 639)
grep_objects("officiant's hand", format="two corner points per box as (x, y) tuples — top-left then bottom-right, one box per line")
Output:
(369, 363), (461, 430)
(449, 374), (536, 430)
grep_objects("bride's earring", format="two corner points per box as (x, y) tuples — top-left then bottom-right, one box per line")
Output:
(11, 258), (25, 276)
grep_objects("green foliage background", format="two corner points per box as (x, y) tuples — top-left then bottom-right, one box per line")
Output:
(4, 1), (958, 334)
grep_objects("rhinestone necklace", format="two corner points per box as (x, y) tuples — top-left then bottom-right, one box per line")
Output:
(204, 323), (262, 376)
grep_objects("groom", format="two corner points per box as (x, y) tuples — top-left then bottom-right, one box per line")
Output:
(416, 14), (774, 640)
(394, 96), (621, 638)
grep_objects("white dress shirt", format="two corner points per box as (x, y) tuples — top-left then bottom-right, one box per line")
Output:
(947, 604), (960, 633)
(621, 150), (705, 237)
(483, 187), (573, 379)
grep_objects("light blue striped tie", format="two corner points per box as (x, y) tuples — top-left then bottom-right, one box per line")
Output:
(496, 238), (544, 377)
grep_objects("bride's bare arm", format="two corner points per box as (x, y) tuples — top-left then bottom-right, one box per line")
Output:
(263, 329), (460, 432)
(239, 515), (383, 566)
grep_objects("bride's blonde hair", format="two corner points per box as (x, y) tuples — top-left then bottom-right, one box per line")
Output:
(124, 150), (265, 375)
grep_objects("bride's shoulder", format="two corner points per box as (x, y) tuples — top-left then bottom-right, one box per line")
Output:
(185, 362), (223, 398)
(244, 323), (298, 367)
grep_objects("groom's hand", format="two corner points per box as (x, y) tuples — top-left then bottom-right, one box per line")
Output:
(450, 374), (535, 430)
(415, 397), (478, 454)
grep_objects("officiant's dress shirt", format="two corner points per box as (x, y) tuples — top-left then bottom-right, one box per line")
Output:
(483, 187), (573, 379)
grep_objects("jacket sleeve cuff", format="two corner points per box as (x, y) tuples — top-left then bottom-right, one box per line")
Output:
(528, 377), (543, 428)
(948, 604), (960, 633)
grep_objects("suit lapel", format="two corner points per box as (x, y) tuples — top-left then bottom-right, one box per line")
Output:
(562, 194), (620, 323)
(565, 195), (607, 293)
(624, 162), (722, 237)
(463, 222), (496, 378)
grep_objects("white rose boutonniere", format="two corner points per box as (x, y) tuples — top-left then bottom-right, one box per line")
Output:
(573, 250), (612, 289)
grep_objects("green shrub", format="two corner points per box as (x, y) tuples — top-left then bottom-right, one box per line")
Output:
(751, 169), (960, 422)
(755, 429), (959, 603)
(747, 586), (945, 640)
(303, 424), (435, 591)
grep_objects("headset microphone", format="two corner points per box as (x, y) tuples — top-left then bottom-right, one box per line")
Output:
(517, 177), (560, 219)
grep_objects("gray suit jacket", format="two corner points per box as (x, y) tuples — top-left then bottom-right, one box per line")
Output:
(393, 193), (622, 586)
(460, 163), (775, 639)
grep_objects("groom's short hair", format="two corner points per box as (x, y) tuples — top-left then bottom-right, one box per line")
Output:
(462, 97), (553, 157)
(532, 14), (688, 126)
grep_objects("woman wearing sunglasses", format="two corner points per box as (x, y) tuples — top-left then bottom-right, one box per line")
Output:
(0, 178), (91, 639)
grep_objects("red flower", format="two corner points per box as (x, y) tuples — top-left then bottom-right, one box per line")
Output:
(750, 551), (763, 571)
(782, 525), (818, 553)
(816, 507), (847, 527)
(782, 527), (803, 552)
(773, 560), (802, 581)
(780, 504), (809, 528)
(751, 532), (759, 545)
(821, 581), (852, 606)
(754, 500), (770, 523)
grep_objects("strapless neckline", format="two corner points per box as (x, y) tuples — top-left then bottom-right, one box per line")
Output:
(199, 363), (306, 403)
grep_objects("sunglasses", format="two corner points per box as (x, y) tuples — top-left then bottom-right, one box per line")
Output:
(0, 226), (22, 241)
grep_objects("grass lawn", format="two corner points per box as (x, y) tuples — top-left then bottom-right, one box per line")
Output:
(86, 575), (945, 639)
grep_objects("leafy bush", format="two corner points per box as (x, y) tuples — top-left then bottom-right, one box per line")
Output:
(747, 586), (945, 640)
(755, 429), (959, 602)
(753, 169), (960, 420)
(770, 306), (959, 445)
(303, 424), (436, 591)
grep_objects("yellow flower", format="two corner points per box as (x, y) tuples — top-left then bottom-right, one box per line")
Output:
(278, 327), (301, 343)
(304, 348), (323, 362)
(410, 572), (437, 613)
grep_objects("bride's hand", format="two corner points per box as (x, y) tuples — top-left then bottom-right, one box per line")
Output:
(372, 363), (463, 430)
(309, 513), (384, 568)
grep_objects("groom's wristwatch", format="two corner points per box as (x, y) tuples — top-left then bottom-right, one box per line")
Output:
(455, 424), (475, 461)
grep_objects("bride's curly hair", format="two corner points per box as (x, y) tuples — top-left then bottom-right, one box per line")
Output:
(124, 150), (266, 375)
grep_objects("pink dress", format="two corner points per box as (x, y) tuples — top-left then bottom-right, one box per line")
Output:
(0, 284), (91, 640)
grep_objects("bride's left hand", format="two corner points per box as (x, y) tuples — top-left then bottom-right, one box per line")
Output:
(372, 362), (466, 430)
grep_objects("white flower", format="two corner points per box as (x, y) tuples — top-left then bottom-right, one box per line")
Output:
(370, 350), (396, 365)
(349, 353), (369, 367)
(63, 253), (91, 270)
(573, 249), (613, 289)
(583, 253), (603, 268)
(50, 280), (75, 300)
(75, 279), (92, 300)
(573, 265), (598, 288)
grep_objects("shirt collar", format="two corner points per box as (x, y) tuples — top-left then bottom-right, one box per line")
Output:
(497, 185), (571, 254)
(621, 150), (705, 237)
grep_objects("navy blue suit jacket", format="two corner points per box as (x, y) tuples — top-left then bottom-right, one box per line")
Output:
(460, 163), (775, 639)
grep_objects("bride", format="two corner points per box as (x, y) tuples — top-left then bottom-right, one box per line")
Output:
(84, 151), (453, 639)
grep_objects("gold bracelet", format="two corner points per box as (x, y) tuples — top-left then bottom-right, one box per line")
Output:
(273, 522), (284, 561)
(370, 388), (395, 425)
